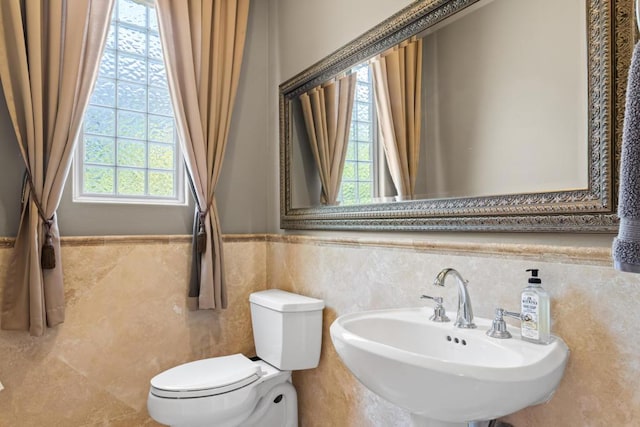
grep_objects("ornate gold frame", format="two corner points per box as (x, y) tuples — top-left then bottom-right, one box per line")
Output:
(280, 0), (633, 232)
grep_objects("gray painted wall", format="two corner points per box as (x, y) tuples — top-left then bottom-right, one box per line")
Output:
(0, 0), (618, 249)
(266, 0), (412, 232)
(0, 0), (269, 237)
(268, 0), (615, 248)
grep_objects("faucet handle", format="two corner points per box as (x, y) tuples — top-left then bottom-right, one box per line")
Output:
(486, 308), (532, 339)
(420, 295), (450, 323)
(501, 309), (531, 322)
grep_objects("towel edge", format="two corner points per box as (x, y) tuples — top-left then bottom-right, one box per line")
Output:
(613, 260), (640, 273)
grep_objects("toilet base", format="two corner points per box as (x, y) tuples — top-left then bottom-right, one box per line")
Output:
(243, 379), (298, 427)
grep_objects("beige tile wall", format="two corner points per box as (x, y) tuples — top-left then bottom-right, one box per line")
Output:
(266, 236), (640, 427)
(1, 234), (638, 426)
(0, 237), (266, 427)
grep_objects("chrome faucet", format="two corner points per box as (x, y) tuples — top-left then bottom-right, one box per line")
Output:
(433, 268), (476, 329)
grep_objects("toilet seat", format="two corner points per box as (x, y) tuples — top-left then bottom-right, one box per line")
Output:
(150, 354), (263, 399)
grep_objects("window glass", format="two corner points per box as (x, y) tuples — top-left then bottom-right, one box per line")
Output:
(75, 0), (184, 205)
(339, 64), (375, 205)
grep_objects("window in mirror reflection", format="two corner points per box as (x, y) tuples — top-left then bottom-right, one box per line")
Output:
(339, 64), (377, 205)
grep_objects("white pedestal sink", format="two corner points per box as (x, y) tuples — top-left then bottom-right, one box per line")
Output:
(330, 307), (569, 427)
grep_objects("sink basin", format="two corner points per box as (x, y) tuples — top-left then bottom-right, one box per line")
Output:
(330, 307), (569, 426)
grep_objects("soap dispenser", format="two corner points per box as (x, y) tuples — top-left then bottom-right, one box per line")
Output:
(520, 269), (551, 344)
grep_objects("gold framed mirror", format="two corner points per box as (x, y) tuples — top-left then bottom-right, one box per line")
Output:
(280, 0), (632, 232)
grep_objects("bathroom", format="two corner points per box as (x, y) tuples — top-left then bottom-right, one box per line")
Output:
(0, 0), (639, 426)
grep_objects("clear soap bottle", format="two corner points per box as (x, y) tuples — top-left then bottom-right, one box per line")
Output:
(520, 269), (551, 344)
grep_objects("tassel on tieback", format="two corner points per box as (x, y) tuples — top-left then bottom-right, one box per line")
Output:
(41, 220), (55, 269)
(196, 212), (207, 253)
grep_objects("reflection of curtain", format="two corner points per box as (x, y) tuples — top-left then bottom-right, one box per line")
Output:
(0, 0), (114, 336)
(371, 37), (423, 200)
(300, 74), (357, 205)
(156, 0), (249, 310)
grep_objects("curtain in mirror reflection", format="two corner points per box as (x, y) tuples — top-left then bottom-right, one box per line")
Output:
(371, 37), (423, 201)
(299, 74), (357, 205)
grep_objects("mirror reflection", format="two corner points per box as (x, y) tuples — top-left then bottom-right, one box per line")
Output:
(290, 0), (588, 209)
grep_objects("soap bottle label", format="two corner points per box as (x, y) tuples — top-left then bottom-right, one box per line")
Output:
(521, 293), (540, 340)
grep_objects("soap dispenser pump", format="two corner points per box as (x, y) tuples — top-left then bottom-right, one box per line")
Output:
(520, 269), (551, 344)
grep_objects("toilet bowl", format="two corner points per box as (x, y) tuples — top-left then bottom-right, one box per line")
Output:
(147, 290), (324, 427)
(148, 355), (295, 427)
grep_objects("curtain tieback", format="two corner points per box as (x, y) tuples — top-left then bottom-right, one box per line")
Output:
(196, 198), (215, 254)
(41, 220), (56, 269)
(23, 171), (56, 269)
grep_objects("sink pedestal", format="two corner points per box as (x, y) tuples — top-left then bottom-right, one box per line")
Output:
(410, 414), (467, 427)
(411, 415), (494, 427)
(411, 414), (495, 427)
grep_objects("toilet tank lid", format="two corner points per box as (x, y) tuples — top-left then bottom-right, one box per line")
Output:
(250, 289), (324, 312)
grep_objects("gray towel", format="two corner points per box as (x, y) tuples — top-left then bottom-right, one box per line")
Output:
(613, 42), (640, 273)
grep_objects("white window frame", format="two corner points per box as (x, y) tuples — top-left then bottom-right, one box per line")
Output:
(73, 0), (186, 206)
(72, 146), (187, 207)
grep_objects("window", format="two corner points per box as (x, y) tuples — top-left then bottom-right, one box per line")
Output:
(339, 64), (376, 205)
(74, 0), (184, 205)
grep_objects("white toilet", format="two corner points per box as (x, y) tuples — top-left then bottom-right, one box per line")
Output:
(147, 289), (324, 427)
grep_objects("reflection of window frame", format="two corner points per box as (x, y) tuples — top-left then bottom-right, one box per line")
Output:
(339, 64), (378, 205)
(73, 0), (185, 206)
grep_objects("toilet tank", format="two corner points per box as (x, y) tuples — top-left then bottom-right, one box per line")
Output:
(249, 289), (324, 370)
